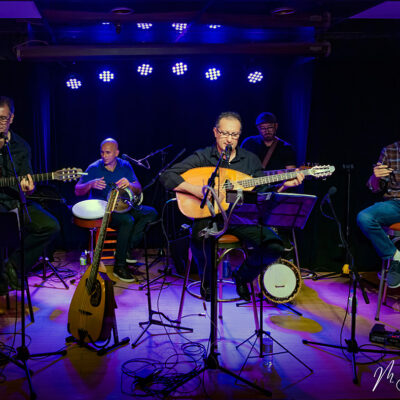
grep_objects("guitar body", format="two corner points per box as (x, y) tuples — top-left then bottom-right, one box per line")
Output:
(68, 267), (115, 343)
(176, 167), (255, 219)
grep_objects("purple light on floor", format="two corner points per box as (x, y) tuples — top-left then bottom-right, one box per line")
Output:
(172, 62), (188, 76)
(137, 64), (153, 76)
(172, 23), (187, 32)
(205, 68), (221, 81)
(66, 78), (82, 90)
(137, 23), (152, 29)
(99, 70), (114, 82)
(248, 71), (263, 83)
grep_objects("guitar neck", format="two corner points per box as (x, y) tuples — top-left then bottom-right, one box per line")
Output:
(239, 169), (311, 188)
(0, 172), (55, 188)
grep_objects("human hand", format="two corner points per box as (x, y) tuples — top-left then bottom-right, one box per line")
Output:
(116, 177), (130, 190)
(20, 174), (34, 192)
(282, 171), (305, 189)
(91, 177), (107, 190)
(373, 163), (393, 178)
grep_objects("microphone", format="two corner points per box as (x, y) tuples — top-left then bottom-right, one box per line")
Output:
(224, 144), (232, 161)
(122, 154), (150, 169)
(321, 186), (337, 205)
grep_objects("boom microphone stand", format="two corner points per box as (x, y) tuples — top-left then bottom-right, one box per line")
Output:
(1, 135), (66, 399)
(302, 188), (400, 384)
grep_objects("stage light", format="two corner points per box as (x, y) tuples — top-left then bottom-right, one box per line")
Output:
(205, 68), (221, 81)
(102, 22), (111, 25)
(208, 25), (221, 29)
(98, 70), (115, 82)
(137, 23), (152, 30)
(66, 76), (82, 90)
(172, 23), (187, 32)
(137, 63), (153, 76)
(247, 71), (264, 83)
(172, 62), (188, 76)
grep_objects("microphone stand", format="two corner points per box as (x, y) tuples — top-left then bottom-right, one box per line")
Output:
(1, 135), (66, 399)
(302, 190), (400, 384)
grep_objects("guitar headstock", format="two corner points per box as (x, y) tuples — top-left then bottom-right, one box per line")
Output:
(54, 168), (85, 182)
(308, 165), (335, 178)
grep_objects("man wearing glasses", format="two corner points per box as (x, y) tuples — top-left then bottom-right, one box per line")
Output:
(160, 111), (303, 301)
(0, 96), (60, 295)
(241, 112), (296, 171)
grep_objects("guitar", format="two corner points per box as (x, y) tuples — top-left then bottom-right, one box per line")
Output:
(68, 188), (119, 344)
(176, 165), (335, 219)
(0, 168), (85, 187)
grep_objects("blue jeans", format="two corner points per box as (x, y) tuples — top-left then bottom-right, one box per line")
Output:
(357, 199), (400, 259)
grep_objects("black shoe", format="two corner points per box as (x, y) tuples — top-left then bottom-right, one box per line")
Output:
(113, 265), (138, 283)
(387, 259), (400, 288)
(200, 285), (211, 302)
(0, 273), (8, 296)
(232, 270), (250, 301)
(5, 261), (21, 291)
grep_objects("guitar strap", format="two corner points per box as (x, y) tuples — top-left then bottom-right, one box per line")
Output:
(262, 138), (278, 169)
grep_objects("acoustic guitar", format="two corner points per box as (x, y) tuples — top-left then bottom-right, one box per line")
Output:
(176, 165), (335, 219)
(67, 188), (119, 344)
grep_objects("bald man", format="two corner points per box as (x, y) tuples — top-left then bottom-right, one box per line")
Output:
(75, 138), (157, 283)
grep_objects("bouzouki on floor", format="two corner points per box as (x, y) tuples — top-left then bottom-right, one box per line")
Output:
(67, 188), (129, 351)
(176, 165), (335, 219)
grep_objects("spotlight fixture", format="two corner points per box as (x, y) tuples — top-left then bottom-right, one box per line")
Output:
(137, 63), (153, 76)
(66, 76), (82, 90)
(99, 70), (115, 82)
(102, 22), (111, 25)
(137, 23), (153, 30)
(208, 24), (221, 29)
(247, 71), (264, 83)
(271, 7), (296, 16)
(205, 68), (221, 81)
(172, 62), (188, 76)
(172, 23), (188, 32)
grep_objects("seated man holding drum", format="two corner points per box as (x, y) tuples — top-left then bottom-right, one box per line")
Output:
(75, 138), (157, 282)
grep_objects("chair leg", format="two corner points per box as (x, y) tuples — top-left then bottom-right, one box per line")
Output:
(176, 249), (192, 323)
(375, 261), (388, 321)
(25, 278), (34, 323)
(249, 281), (260, 332)
(218, 262), (223, 320)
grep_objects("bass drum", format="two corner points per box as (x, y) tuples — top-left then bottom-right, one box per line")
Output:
(259, 258), (302, 304)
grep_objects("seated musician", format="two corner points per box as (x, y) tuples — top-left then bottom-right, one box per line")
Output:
(75, 138), (157, 283)
(0, 96), (60, 295)
(160, 111), (304, 301)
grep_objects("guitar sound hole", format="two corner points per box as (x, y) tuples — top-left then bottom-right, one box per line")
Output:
(90, 280), (102, 307)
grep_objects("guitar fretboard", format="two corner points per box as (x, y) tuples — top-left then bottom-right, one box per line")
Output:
(0, 172), (55, 188)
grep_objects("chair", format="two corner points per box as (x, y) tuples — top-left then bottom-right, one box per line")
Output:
(176, 234), (248, 322)
(95, 227), (117, 262)
(375, 223), (400, 321)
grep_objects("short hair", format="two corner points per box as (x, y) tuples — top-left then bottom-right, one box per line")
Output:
(215, 111), (242, 128)
(0, 96), (15, 114)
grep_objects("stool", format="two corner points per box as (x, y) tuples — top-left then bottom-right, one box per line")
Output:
(95, 227), (117, 261)
(375, 223), (400, 321)
(73, 216), (102, 263)
(176, 234), (247, 322)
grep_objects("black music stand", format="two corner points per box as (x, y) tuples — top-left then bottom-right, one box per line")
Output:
(226, 191), (315, 373)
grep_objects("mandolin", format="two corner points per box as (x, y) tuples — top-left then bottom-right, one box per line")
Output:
(176, 165), (335, 219)
(67, 188), (119, 344)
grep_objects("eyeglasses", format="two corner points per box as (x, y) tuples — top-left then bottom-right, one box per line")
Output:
(216, 128), (241, 139)
(258, 125), (276, 132)
(0, 115), (11, 123)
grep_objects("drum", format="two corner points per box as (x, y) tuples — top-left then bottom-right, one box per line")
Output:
(72, 199), (107, 228)
(111, 187), (143, 213)
(259, 258), (302, 304)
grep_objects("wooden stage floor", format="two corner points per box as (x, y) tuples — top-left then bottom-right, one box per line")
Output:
(1, 250), (400, 400)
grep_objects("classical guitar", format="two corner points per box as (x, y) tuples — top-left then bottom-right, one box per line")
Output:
(0, 168), (85, 187)
(176, 165), (335, 219)
(67, 188), (119, 344)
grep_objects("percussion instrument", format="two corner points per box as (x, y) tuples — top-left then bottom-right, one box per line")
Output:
(259, 258), (302, 303)
(72, 199), (107, 228)
(108, 187), (143, 213)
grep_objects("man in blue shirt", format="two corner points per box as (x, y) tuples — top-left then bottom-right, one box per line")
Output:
(75, 138), (157, 282)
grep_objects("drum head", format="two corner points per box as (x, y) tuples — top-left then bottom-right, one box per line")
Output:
(259, 259), (301, 304)
(72, 199), (107, 220)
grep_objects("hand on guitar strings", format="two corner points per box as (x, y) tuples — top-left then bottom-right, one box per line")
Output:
(278, 171), (305, 191)
(20, 174), (35, 193)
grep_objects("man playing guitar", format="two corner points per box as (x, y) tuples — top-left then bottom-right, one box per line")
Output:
(160, 111), (304, 301)
(75, 138), (157, 283)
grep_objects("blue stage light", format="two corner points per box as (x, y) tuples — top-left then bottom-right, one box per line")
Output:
(137, 64), (153, 76)
(208, 24), (221, 29)
(99, 70), (115, 82)
(247, 71), (264, 83)
(137, 23), (152, 30)
(66, 77), (82, 90)
(172, 62), (188, 76)
(172, 23), (187, 32)
(205, 68), (221, 81)
(102, 22), (111, 26)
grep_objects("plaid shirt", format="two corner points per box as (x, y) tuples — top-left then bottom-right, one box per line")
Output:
(367, 141), (400, 199)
